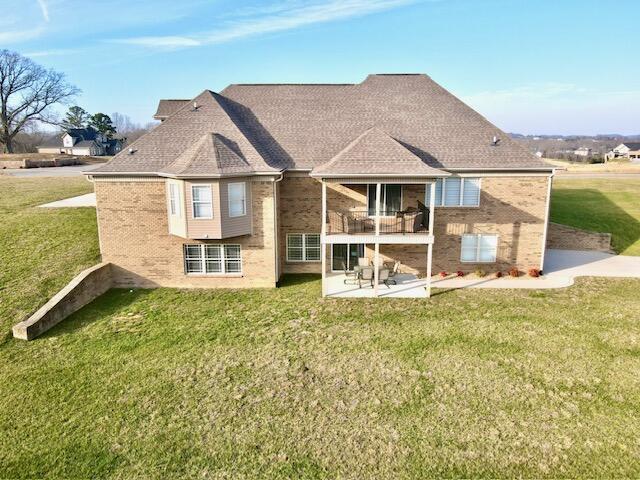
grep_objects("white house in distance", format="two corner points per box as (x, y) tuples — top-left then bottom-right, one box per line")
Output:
(37, 127), (124, 156)
(606, 142), (640, 161)
(574, 146), (592, 157)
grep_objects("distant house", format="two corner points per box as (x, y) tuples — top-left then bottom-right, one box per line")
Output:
(607, 142), (640, 161)
(574, 147), (592, 157)
(37, 127), (124, 156)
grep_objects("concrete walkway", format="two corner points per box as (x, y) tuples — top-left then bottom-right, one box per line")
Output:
(432, 249), (640, 290)
(38, 193), (96, 208)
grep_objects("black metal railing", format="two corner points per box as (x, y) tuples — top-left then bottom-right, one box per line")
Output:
(326, 209), (429, 235)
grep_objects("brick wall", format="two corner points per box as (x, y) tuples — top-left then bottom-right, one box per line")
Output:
(95, 178), (277, 288)
(94, 174), (549, 288)
(279, 175), (549, 275)
(546, 222), (612, 252)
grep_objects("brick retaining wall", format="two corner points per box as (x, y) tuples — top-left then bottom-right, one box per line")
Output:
(546, 222), (612, 252)
(12, 263), (113, 341)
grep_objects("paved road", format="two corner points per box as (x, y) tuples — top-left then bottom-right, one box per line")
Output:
(1, 163), (102, 177)
(555, 172), (640, 179)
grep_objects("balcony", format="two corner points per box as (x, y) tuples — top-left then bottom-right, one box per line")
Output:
(326, 209), (429, 235)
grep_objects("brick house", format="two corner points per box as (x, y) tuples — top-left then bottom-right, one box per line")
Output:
(86, 74), (555, 297)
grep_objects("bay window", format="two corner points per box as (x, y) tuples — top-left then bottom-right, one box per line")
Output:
(228, 182), (246, 217)
(191, 185), (213, 219)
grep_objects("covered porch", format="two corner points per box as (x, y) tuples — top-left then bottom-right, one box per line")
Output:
(325, 272), (428, 298)
(310, 127), (450, 298)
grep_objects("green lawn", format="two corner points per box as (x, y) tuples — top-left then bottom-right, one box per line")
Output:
(2, 177), (640, 478)
(551, 178), (640, 255)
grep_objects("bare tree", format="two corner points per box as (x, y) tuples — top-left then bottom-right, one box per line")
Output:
(0, 49), (80, 153)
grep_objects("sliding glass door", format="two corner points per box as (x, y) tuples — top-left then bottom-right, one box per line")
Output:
(367, 184), (402, 215)
(331, 244), (365, 271)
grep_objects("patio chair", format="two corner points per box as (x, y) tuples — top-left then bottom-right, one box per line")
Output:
(342, 261), (358, 285)
(358, 257), (370, 267)
(379, 268), (391, 288)
(359, 266), (374, 288)
(386, 261), (401, 285)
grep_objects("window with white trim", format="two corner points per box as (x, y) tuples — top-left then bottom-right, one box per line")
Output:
(426, 178), (481, 207)
(169, 183), (180, 216)
(461, 234), (498, 263)
(191, 185), (213, 219)
(287, 233), (321, 262)
(228, 182), (246, 217)
(184, 244), (242, 274)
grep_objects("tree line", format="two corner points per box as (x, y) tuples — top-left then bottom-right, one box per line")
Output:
(1, 49), (155, 154)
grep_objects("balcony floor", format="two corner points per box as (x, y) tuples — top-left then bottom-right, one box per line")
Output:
(325, 273), (428, 298)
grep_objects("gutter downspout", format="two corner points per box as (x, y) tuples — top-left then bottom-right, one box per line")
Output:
(540, 170), (555, 272)
(273, 172), (284, 284)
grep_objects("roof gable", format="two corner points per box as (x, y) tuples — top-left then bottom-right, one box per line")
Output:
(93, 90), (279, 175)
(312, 128), (449, 177)
(160, 133), (253, 176)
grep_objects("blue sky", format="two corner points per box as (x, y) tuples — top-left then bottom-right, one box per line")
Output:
(2, 0), (639, 135)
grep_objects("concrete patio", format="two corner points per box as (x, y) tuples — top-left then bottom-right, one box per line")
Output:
(324, 249), (640, 297)
(325, 272), (428, 298)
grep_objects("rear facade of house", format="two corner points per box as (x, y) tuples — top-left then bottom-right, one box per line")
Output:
(88, 74), (554, 296)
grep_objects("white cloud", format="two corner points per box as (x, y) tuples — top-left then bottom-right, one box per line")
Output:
(0, 27), (45, 44)
(24, 48), (80, 58)
(111, 0), (418, 49)
(37, 0), (50, 22)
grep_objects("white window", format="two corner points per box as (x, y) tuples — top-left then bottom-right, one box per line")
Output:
(184, 244), (242, 274)
(228, 182), (246, 217)
(191, 185), (213, 219)
(169, 183), (180, 216)
(287, 234), (321, 262)
(426, 178), (481, 207)
(461, 234), (498, 263)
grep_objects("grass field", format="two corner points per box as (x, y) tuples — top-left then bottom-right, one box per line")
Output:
(551, 179), (640, 255)
(1, 177), (640, 478)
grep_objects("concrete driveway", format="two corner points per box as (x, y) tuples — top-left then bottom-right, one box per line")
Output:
(1, 164), (102, 177)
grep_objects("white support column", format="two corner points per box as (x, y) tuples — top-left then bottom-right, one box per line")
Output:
(374, 183), (381, 297)
(321, 180), (327, 297)
(375, 183), (381, 236)
(428, 181), (435, 233)
(374, 242), (380, 297)
(426, 181), (436, 298)
(426, 243), (433, 298)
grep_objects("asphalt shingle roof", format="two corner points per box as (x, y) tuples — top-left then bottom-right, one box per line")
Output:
(160, 133), (254, 176)
(93, 74), (550, 177)
(153, 99), (191, 120)
(312, 127), (450, 176)
(621, 142), (640, 150)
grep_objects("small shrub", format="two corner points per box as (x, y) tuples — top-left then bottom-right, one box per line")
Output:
(474, 268), (486, 278)
(439, 271), (448, 278)
(528, 268), (541, 277)
(456, 270), (464, 277)
(495, 271), (503, 278)
(509, 267), (519, 278)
